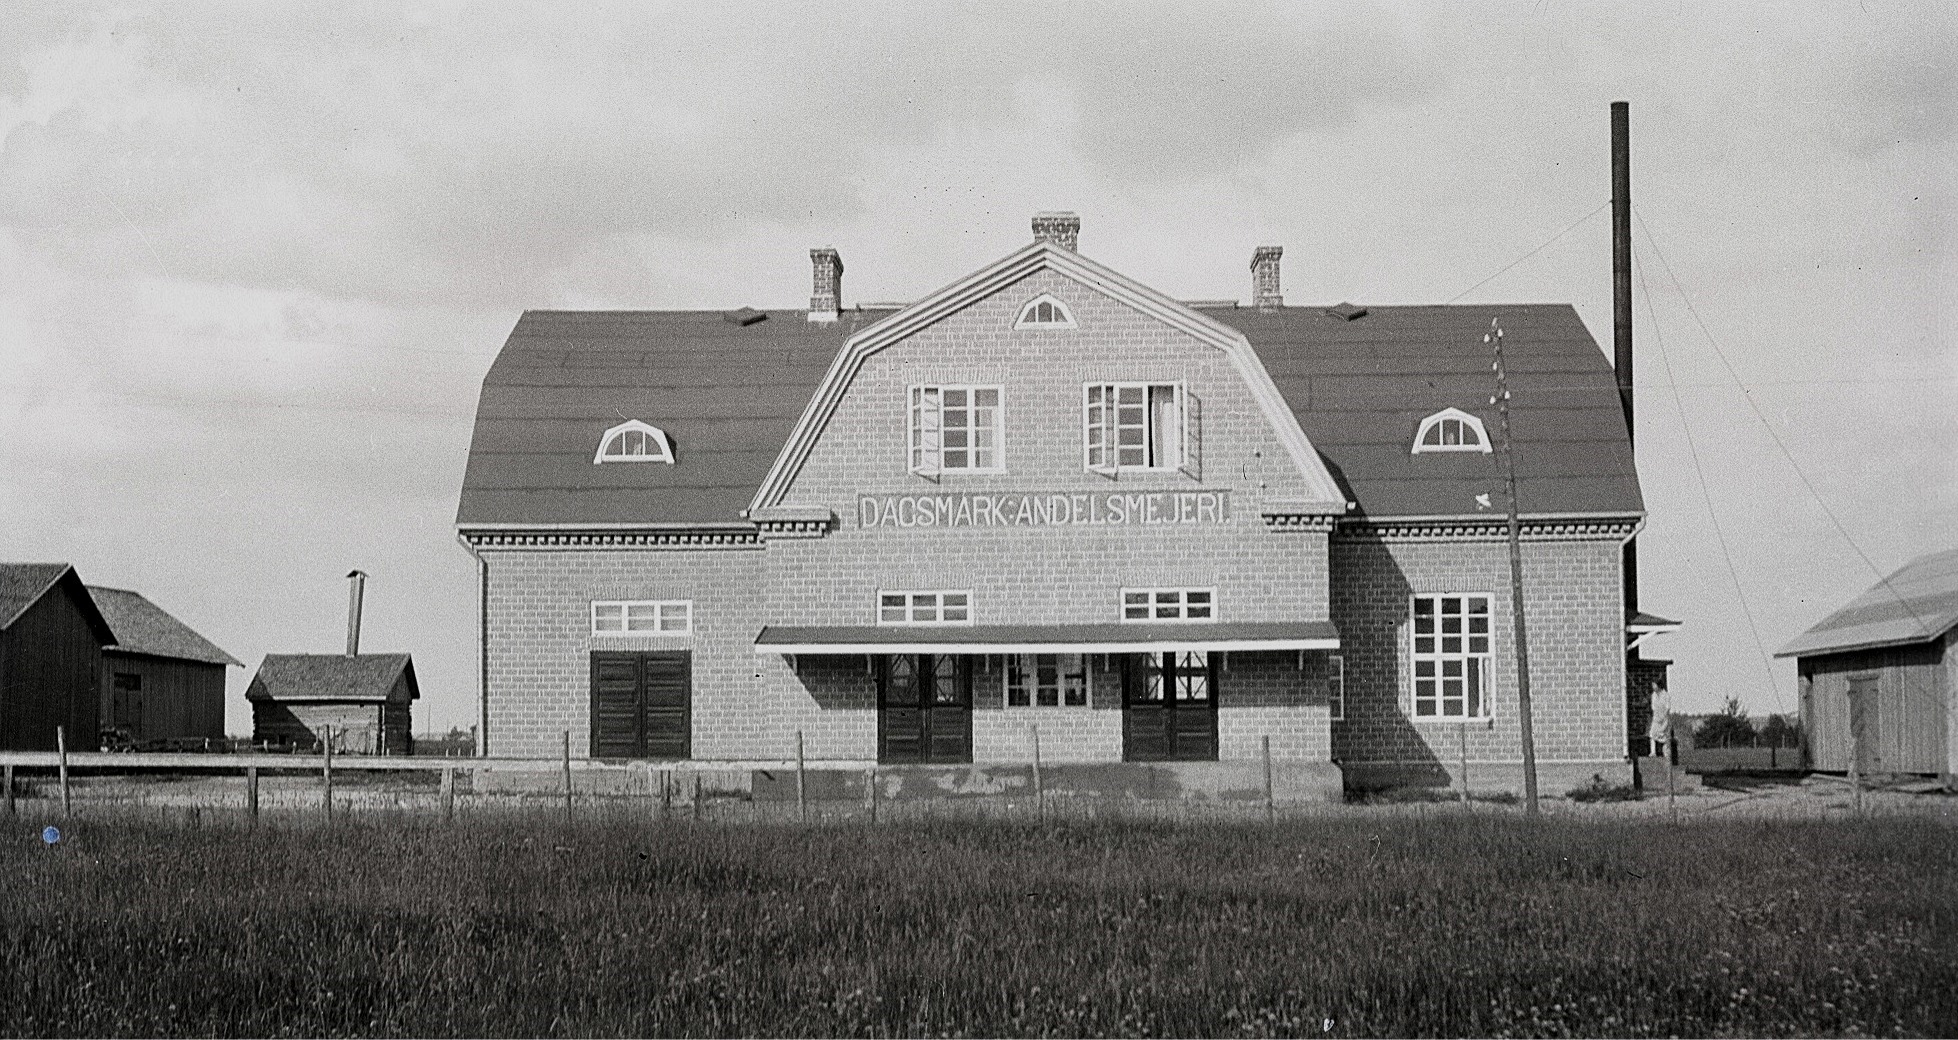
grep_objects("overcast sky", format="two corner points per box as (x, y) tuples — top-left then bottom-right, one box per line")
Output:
(2, 1), (1951, 735)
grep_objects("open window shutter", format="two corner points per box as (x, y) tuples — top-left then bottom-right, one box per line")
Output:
(1084, 384), (1117, 473)
(1177, 385), (1202, 479)
(909, 386), (941, 477)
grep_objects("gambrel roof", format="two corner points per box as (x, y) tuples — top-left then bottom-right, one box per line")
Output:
(1775, 548), (1958, 658)
(458, 253), (1643, 527)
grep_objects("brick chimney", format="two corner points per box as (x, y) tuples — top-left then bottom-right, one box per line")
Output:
(1032, 212), (1080, 251)
(808, 247), (843, 322)
(1251, 246), (1284, 311)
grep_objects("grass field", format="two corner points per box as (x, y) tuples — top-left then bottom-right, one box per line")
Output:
(2, 814), (1954, 1038)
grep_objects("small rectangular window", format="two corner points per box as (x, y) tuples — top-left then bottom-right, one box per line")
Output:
(592, 600), (693, 636)
(1005, 653), (1088, 707)
(1120, 588), (1215, 621)
(1084, 382), (1194, 472)
(878, 590), (972, 625)
(1411, 594), (1491, 719)
(910, 385), (1001, 474)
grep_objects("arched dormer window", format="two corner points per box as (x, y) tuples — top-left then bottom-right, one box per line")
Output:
(1014, 293), (1076, 329)
(1412, 407), (1492, 454)
(594, 420), (675, 464)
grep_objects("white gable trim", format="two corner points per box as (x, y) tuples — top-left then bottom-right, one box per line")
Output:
(746, 241), (1346, 515)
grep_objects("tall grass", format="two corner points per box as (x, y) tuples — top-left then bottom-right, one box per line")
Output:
(2, 814), (1954, 1037)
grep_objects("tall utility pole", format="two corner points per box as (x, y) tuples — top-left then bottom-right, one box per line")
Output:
(1489, 319), (1540, 814)
(1613, 101), (1638, 617)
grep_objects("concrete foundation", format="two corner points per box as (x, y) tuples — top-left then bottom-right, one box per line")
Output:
(752, 760), (1346, 804)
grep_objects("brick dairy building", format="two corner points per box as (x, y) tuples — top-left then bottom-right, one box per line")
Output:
(458, 214), (1652, 797)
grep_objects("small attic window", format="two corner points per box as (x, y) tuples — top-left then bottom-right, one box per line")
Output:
(1412, 408), (1492, 454)
(1015, 294), (1076, 329)
(595, 420), (674, 464)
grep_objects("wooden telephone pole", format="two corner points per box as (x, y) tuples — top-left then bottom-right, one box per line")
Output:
(1489, 319), (1541, 814)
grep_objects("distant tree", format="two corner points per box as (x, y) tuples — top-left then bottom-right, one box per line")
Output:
(1696, 696), (1758, 748)
(1759, 713), (1800, 749)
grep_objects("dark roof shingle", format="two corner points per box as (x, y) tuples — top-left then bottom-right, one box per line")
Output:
(87, 586), (240, 666)
(0, 563), (72, 629)
(458, 297), (1641, 526)
(247, 654), (419, 703)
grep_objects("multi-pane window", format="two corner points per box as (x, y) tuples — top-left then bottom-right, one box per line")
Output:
(1328, 653), (1346, 721)
(1137, 651), (1212, 703)
(878, 590), (972, 625)
(1015, 295), (1075, 328)
(1411, 408), (1492, 454)
(1412, 594), (1492, 718)
(1121, 588), (1214, 621)
(909, 385), (1001, 475)
(593, 420), (675, 464)
(591, 600), (693, 635)
(1005, 654), (1088, 707)
(1084, 382), (1199, 474)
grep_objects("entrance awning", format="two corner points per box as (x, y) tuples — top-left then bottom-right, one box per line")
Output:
(754, 621), (1339, 655)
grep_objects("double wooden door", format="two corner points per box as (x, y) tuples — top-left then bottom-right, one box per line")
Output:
(878, 654), (972, 764)
(590, 651), (691, 759)
(1122, 651), (1219, 761)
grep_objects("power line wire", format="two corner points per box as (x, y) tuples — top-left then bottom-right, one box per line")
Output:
(1446, 202), (1611, 304)
(1632, 236), (1788, 712)
(1633, 207), (1937, 642)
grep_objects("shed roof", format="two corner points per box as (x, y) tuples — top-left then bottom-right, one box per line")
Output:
(87, 586), (241, 667)
(0, 562), (116, 642)
(1775, 548), (1958, 658)
(247, 653), (420, 703)
(458, 296), (1640, 526)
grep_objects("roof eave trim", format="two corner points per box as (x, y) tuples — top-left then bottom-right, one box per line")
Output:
(1773, 627), (1951, 659)
(746, 241), (1347, 514)
(755, 637), (1341, 655)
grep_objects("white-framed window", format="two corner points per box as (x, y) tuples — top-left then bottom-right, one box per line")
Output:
(1121, 587), (1215, 621)
(1005, 653), (1088, 707)
(591, 599), (693, 635)
(1328, 653), (1346, 721)
(1411, 594), (1492, 719)
(908, 385), (1002, 476)
(1014, 293), (1076, 329)
(1084, 382), (1200, 475)
(593, 420), (675, 464)
(878, 590), (972, 625)
(1411, 407), (1492, 454)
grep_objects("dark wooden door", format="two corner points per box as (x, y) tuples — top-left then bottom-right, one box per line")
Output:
(590, 651), (691, 759)
(878, 654), (972, 764)
(1848, 675), (1880, 775)
(1123, 651), (1219, 762)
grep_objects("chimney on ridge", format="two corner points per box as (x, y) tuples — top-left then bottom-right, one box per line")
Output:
(1032, 212), (1080, 251)
(808, 247), (843, 322)
(345, 569), (366, 656)
(1251, 246), (1284, 311)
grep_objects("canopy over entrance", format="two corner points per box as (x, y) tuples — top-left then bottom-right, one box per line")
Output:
(754, 621), (1339, 655)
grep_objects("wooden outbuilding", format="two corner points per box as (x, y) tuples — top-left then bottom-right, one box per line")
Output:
(247, 653), (419, 754)
(87, 586), (241, 748)
(1777, 548), (1958, 777)
(0, 563), (114, 751)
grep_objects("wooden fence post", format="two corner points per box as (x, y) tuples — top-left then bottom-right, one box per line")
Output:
(322, 725), (334, 821)
(247, 765), (260, 823)
(866, 765), (877, 825)
(1031, 724), (1045, 825)
(441, 766), (455, 822)
(57, 726), (71, 818)
(3, 764), (13, 815)
(1458, 724), (1471, 806)
(561, 730), (573, 823)
(692, 775), (702, 821)
(1261, 735), (1275, 823)
(662, 770), (672, 819)
(795, 731), (807, 825)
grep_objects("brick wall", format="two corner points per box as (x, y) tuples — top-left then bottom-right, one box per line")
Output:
(1330, 533), (1628, 788)
(482, 547), (764, 759)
